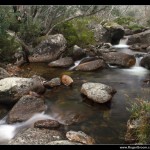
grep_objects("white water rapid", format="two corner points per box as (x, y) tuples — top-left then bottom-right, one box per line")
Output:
(0, 112), (55, 144)
(113, 37), (149, 76)
(69, 56), (89, 70)
(112, 37), (129, 48)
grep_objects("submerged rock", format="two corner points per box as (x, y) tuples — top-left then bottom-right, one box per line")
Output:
(7, 95), (46, 124)
(81, 82), (116, 103)
(48, 57), (74, 68)
(66, 130), (95, 144)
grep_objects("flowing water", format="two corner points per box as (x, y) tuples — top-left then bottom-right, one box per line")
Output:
(0, 112), (54, 144)
(0, 39), (150, 144)
(69, 56), (90, 70)
(112, 37), (130, 48)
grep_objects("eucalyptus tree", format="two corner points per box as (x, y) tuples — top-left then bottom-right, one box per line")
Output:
(11, 5), (108, 35)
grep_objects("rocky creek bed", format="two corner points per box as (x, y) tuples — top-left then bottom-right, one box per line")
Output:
(0, 56), (149, 144)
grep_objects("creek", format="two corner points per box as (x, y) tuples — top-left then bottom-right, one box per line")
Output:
(0, 38), (150, 144)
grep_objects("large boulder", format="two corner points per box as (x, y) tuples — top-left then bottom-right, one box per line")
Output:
(88, 23), (105, 42)
(88, 22), (124, 45)
(48, 57), (74, 68)
(75, 59), (107, 71)
(140, 54), (150, 70)
(29, 34), (67, 63)
(0, 67), (10, 80)
(81, 82), (116, 103)
(8, 128), (64, 145)
(7, 95), (46, 124)
(103, 22), (125, 45)
(0, 77), (45, 104)
(72, 45), (86, 61)
(102, 52), (136, 68)
(127, 30), (150, 45)
(66, 131), (95, 144)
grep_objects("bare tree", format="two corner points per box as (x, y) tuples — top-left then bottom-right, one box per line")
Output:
(12, 5), (109, 36)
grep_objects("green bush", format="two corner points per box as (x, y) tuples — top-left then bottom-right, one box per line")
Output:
(0, 6), (21, 62)
(73, 18), (95, 46)
(18, 16), (42, 45)
(54, 17), (95, 49)
(0, 35), (21, 62)
(128, 24), (144, 31)
(114, 16), (145, 31)
(114, 16), (135, 26)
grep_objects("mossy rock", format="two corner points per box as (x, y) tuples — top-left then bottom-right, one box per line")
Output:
(103, 22), (123, 30)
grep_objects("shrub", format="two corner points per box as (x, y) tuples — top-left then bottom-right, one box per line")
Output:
(128, 24), (144, 31)
(0, 35), (21, 62)
(114, 16), (135, 26)
(18, 16), (42, 45)
(126, 97), (150, 144)
(0, 6), (21, 62)
(54, 17), (95, 49)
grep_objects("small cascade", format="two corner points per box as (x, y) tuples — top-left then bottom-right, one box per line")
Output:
(135, 57), (143, 67)
(69, 56), (89, 70)
(120, 56), (149, 76)
(69, 60), (82, 70)
(112, 37), (129, 48)
(0, 112), (55, 144)
(110, 36), (149, 76)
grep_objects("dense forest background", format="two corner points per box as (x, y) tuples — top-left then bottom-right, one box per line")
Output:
(0, 5), (150, 62)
